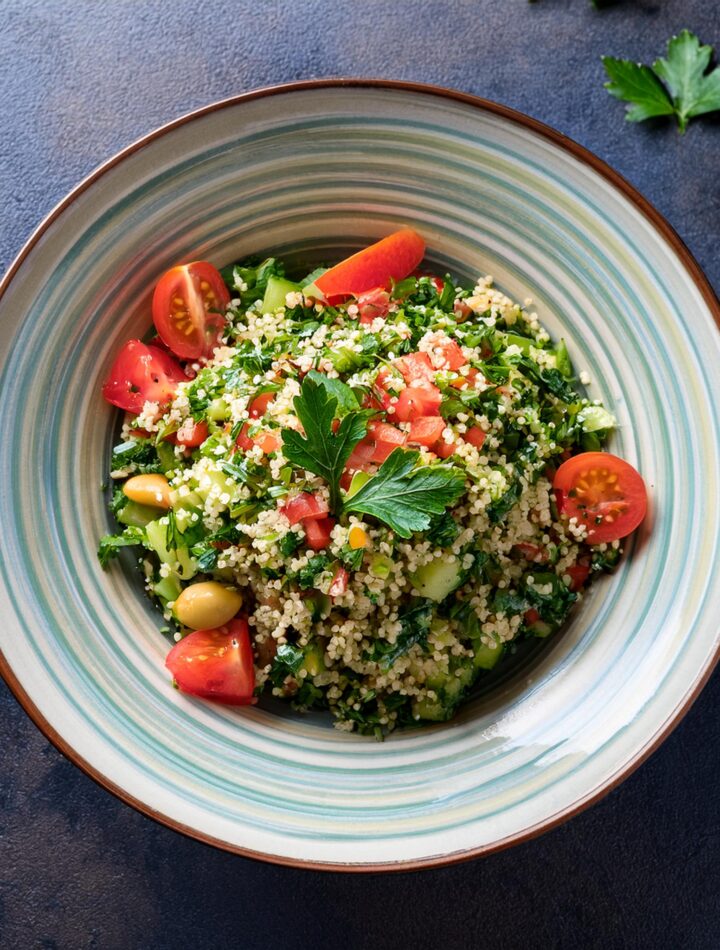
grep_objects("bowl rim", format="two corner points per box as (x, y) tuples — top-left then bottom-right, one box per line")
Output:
(1, 77), (719, 873)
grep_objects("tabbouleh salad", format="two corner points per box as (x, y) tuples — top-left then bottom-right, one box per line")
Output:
(99, 228), (647, 737)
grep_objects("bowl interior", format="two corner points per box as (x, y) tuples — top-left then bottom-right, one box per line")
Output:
(1, 83), (719, 868)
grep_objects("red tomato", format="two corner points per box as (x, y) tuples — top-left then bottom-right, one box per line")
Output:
(249, 391), (276, 418)
(433, 438), (457, 459)
(513, 542), (548, 564)
(304, 517), (335, 550)
(281, 492), (330, 525)
(553, 452), (647, 543)
(152, 261), (231, 360)
(407, 416), (446, 447)
(366, 420), (406, 462)
(166, 420), (209, 448)
(463, 426), (487, 449)
(314, 229), (425, 298)
(356, 287), (391, 324)
(102, 339), (187, 413)
(449, 367), (480, 390)
(434, 339), (467, 371)
(394, 351), (436, 385)
(565, 563), (591, 592)
(345, 439), (378, 473)
(328, 566), (349, 598)
(524, 608), (541, 626)
(373, 366), (404, 410)
(165, 618), (255, 706)
(235, 424), (280, 455)
(393, 384), (442, 422)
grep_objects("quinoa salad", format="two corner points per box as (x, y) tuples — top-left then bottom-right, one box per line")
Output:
(99, 229), (648, 737)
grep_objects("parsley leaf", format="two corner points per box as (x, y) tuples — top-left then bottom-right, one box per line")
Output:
(98, 526), (146, 568)
(365, 600), (434, 669)
(305, 370), (360, 415)
(344, 449), (466, 539)
(603, 31), (720, 133)
(281, 377), (371, 514)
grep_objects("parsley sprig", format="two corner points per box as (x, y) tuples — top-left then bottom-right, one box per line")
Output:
(344, 448), (466, 539)
(603, 31), (720, 133)
(281, 377), (371, 515)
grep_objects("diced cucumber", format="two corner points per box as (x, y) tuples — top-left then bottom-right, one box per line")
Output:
(195, 469), (236, 503)
(577, 405), (616, 433)
(171, 489), (203, 512)
(145, 519), (197, 580)
(262, 276), (301, 312)
(527, 620), (554, 638)
(412, 697), (451, 722)
(118, 500), (158, 528)
(503, 332), (533, 355)
(156, 441), (178, 475)
(301, 642), (326, 677)
(207, 397), (230, 421)
(369, 554), (393, 580)
(555, 338), (573, 379)
(410, 556), (463, 602)
(346, 470), (371, 498)
(154, 573), (182, 604)
(473, 639), (505, 670)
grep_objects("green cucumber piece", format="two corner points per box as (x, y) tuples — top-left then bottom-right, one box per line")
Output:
(145, 519), (197, 580)
(301, 642), (326, 677)
(156, 441), (178, 475)
(117, 500), (159, 528)
(262, 276), (302, 312)
(154, 573), (182, 604)
(473, 640), (505, 670)
(412, 697), (451, 722)
(346, 470), (371, 498)
(410, 556), (463, 602)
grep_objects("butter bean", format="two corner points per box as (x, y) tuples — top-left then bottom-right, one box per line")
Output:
(123, 474), (172, 509)
(172, 581), (243, 630)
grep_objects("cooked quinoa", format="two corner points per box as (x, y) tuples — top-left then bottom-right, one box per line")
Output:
(101, 257), (622, 736)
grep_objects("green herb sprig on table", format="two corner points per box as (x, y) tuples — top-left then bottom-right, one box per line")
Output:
(603, 30), (720, 133)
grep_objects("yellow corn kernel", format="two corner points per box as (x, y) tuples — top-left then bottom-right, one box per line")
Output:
(172, 582), (243, 630)
(123, 474), (172, 509)
(348, 525), (369, 550)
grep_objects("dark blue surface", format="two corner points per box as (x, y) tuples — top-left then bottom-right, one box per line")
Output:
(1, 2), (719, 947)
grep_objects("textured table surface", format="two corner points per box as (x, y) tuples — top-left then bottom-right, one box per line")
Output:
(1, 2), (719, 948)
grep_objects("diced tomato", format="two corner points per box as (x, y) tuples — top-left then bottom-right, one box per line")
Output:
(435, 339), (467, 371)
(366, 420), (406, 462)
(393, 384), (442, 422)
(249, 391), (276, 418)
(165, 618), (255, 706)
(524, 609), (541, 626)
(304, 517), (335, 550)
(281, 492), (330, 525)
(513, 542), (548, 564)
(407, 416), (446, 447)
(328, 566), (349, 598)
(449, 367), (480, 390)
(565, 563), (591, 592)
(394, 351), (435, 385)
(235, 424), (280, 455)
(166, 420), (209, 448)
(373, 366), (404, 410)
(433, 438), (457, 459)
(553, 452), (648, 543)
(453, 300), (473, 321)
(345, 439), (378, 473)
(314, 229), (425, 298)
(356, 287), (391, 324)
(463, 426), (487, 449)
(152, 261), (231, 360)
(102, 339), (187, 414)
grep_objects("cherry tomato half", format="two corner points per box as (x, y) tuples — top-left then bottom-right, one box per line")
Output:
(102, 339), (187, 413)
(152, 261), (231, 360)
(314, 229), (425, 298)
(553, 452), (648, 543)
(165, 618), (255, 706)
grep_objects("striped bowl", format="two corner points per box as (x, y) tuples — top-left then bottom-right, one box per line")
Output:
(1, 81), (719, 871)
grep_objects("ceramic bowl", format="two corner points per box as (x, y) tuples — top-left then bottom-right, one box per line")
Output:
(1, 80), (719, 871)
